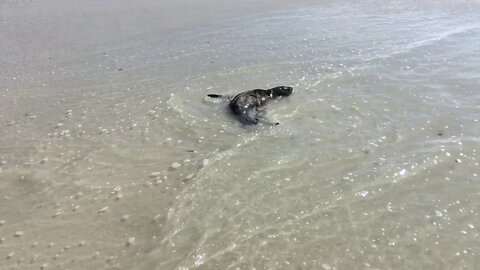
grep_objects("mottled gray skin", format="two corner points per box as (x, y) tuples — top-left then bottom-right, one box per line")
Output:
(208, 86), (293, 125)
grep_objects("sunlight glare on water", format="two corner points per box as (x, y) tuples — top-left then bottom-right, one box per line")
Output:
(136, 2), (480, 270)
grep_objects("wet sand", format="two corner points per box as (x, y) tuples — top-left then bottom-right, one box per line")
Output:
(1, 0), (480, 269)
(1, 1), (320, 269)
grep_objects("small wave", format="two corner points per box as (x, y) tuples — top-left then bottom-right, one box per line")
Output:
(398, 24), (478, 52)
(364, 24), (480, 62)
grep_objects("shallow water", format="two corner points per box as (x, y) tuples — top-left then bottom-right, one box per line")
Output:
(1, 0), (480, 269)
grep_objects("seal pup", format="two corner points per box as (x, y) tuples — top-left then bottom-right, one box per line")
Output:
(207, 86), (293, 125)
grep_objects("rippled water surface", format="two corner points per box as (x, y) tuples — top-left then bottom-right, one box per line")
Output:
(1, 1), (480, 269)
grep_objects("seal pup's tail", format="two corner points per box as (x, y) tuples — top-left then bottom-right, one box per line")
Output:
(207, 94), (233, 100)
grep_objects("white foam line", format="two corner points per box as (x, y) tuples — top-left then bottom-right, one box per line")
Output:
(364, 24), (480, 62)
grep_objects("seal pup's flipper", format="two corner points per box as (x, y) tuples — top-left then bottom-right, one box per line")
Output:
(255, 107), (279, 126)
(205, 93), (233, 104)
(256, 115), (279, 126)
(241, 109), (277, 126)
(257, 118), (279, 126)
(207, 94), (233, 100)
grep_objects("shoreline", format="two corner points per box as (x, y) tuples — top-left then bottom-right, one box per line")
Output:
(1, 0), (479, 269)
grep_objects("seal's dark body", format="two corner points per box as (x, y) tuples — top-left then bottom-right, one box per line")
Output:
(208, 86), (293, 125)
(229, 89), (273, 124)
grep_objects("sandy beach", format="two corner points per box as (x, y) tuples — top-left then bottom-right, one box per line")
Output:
(1, 0), (480, 269)
(2, 1), (321, 269)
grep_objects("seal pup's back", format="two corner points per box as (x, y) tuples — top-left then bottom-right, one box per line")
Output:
(208, 86), (293, 125)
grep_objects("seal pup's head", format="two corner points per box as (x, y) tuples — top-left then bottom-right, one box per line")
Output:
(270, 86), (293, 97)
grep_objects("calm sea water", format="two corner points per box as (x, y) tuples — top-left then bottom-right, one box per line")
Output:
(139, 2), (480, 269)
(1, 1), (479, 269)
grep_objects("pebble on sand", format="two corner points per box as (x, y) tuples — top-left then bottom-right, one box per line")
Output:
(98, 206), (109, 214)
(121, 214), (130, 222)
(0, 220), (5, 226)
(150, 172), (162, 177)
(14, 231), (24, 237)
(170, 162), (181, 169)
(40, 157), (48, 164)
(6, 252), (14, 259)
(126, 237), (135, 246)
(74, 192), (83, 199)
(322, 263), (332, 270)
(112, 186), (122, 194)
